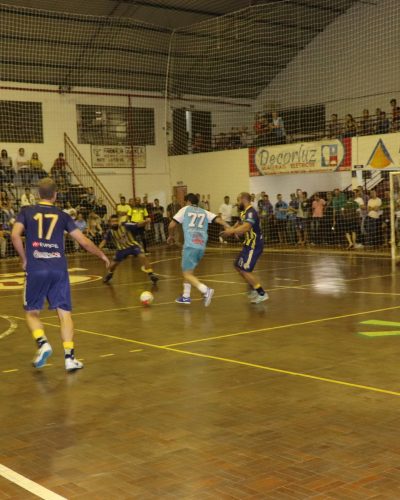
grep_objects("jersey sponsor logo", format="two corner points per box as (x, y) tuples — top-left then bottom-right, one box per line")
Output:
(0, 268), (101, 290)
(33, 250), (62, 259)
(192, 232), (205, 245)
(32, 241), (59, 249)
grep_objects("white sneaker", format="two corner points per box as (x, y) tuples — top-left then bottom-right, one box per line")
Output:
(32, 343), (53, 368)
(65, 358), (84, 372)
(204, 287), (215, 307)
(248, 290), (258, 301)
(251, 292), (269, 304)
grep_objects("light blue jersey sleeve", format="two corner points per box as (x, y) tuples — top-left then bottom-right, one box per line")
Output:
(174, 206), (216, 248)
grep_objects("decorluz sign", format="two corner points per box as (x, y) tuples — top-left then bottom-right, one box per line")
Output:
(91, 145), (146, 169)
(249, 138), (352, 176)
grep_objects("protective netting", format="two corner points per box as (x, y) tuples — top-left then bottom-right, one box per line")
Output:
(0, 0), (398, 261)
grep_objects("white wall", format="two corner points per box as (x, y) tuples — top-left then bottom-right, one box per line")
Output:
(255, 0), (400, 120)
(0, 82), (169, 204)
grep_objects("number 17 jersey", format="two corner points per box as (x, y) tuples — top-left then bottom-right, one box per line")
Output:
(173, 205), (216, 249)
(16, 203), (77, 272)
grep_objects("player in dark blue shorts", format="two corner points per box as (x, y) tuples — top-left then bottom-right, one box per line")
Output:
(99, 214), (158, 285)
(221, 192), (268, 304)
(12, 178), (110, 371)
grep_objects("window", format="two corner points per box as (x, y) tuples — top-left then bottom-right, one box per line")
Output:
(77, 105), (155, 146)
(0, 101), (43, 143)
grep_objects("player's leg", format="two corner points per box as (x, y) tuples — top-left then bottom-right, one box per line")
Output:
(176, 248), (214, 306)
(234, 247), (267, 304)
(56, 308), (82, 372)
(26, 310), (53, 368)
(24, 271), (53, 368)
(103, 253), (121, 283)
(138, 250), (159, 284)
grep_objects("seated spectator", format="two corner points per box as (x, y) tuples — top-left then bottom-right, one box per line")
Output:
(87, 212), (103, 245)
(327, 114), (342, 138)
(51, 152), (70, 185)
(359, 109), (374, 136)
(343, 114), (358, 137)
(0, 150), (15, 185)
(192, 133), (205, 153)
(30, 153), (47, 182)
(0, 224), (8, 258)
(376, 111), (390, 134)
(94, 198), (108, 221)
(254, 113), (266, 138)
(87, 186), (96, 205)
(270, 111), (286, 144)
(63, 201), (77, 220)
(74, 212), (87, 250)
(20, 187), (35, 207)
(229, 128), (242, 149)
(15, 147), (31, 186)
(1, 200), (16, 229)
(215, 133), (229, 151)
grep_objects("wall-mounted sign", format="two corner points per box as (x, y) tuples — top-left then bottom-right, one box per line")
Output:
(91, 145), (146, 169)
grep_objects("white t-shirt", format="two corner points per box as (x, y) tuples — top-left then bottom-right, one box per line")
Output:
(15, 155), (29, 168)
(218, 203), (233, 222)
(354, 197), (366, 215)
(20, 193), (35, 207)
(64, 207), (77, 219)
(367, 197), (382, 219)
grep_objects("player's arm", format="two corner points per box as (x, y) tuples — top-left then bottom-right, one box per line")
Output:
(11, 222), (27, 270)
(167, 219), (178, 244)
(221, 221), (252, 237)
(70, 229), (110, 268)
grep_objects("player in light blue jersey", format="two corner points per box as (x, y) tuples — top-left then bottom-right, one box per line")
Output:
(168, 193), (227, 306)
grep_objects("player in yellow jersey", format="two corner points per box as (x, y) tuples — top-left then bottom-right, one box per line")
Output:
(99, 214), (158, 285)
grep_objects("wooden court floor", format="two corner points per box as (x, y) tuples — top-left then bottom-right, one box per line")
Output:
(1, 248), (400, 499)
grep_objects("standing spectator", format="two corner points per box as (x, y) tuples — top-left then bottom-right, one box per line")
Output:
(359, 109), (374, 136)
(296, 192), (310, 246)
(15, 148), (31, 186)
(20, 188), (35, 207)
(128, 197), (150, 253)
(275, 194), (288, 244)
(87, 187), (96, 206)
(0, 150), (15, 186)
(51, 153), (70, 185)
(116, 195), (131, 222)
(251, 193), (258, 211)
(366, 189), (382, 247)
(258, 194), (273, 242)
(87, 213), (103, 246)
(74, 213), (87, 250)
(30, 153), (47, 182)
(354, 188), (367, 244)
(287, 193), (298, 245)
(153, 199), (166, 244)
(381, 190), (391, 247)
(323, 192), (335, 245)
(218, 196), (233, 243)
(311, 193), (326, 244)
(332, 188), (346, 245)
(343, 114), (358, 137)
(343, 192), (360, 249)
(327, 114), (342, 138)
(270, 111), (286, 144)
(167, 195), (181, 220)
(376, 111), (390, 134)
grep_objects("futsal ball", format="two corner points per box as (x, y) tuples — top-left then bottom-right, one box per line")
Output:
(140, 291), (154, 306)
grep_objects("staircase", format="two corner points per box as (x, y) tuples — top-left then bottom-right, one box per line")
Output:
(64, 133), (117, 215)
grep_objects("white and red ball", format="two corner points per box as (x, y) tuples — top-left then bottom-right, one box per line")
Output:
(140, 291), (154, 306)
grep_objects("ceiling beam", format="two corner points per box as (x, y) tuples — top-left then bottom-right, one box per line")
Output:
(112, 0), (223, 18)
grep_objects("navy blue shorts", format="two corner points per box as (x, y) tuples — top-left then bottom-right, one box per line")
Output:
(24, 269), (71, 311)
(114, 245), (142, 262)
(235, 245), (263, 272)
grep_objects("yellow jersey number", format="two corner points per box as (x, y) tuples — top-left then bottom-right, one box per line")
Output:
(33, 213), (59, 240)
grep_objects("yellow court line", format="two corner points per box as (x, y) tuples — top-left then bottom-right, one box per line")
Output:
(2, 369), (18, 373)
(163, 346), (400, 398)
(163, 303), (400, 347)
(10, 316), (400, 398)
(353, 291), (400, 296)
(99, 353), (115, 358)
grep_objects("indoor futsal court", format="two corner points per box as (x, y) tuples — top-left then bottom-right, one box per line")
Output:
(2, 0), (400, 498)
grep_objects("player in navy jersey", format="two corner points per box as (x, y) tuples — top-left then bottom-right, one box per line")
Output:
(221, 192), (268, 304)
(11, 178), (110, 371)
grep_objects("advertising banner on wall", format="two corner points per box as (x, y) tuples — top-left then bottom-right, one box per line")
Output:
(249, 138), (352, 176)
(91, 145), (146, 169)
(352, 133), (400, 171)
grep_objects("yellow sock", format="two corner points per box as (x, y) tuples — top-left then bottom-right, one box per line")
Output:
(32, 329), (45, 340)
(254, 284), (261, 289)
(144, 267), (153, 274)
(63, 341), (74, 350)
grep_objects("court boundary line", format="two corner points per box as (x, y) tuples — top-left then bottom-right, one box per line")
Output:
(0, 463), (67, 500)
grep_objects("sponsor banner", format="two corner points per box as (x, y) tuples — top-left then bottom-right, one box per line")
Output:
(91, 145), (146, 169)
(352, 133), (400, 171)
(249, 138), (352, 176)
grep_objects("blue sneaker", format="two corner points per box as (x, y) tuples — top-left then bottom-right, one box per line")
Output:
(175, 296), (191, 305)
(203, 287), (215, 307)
(32, 343), (53, 368)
